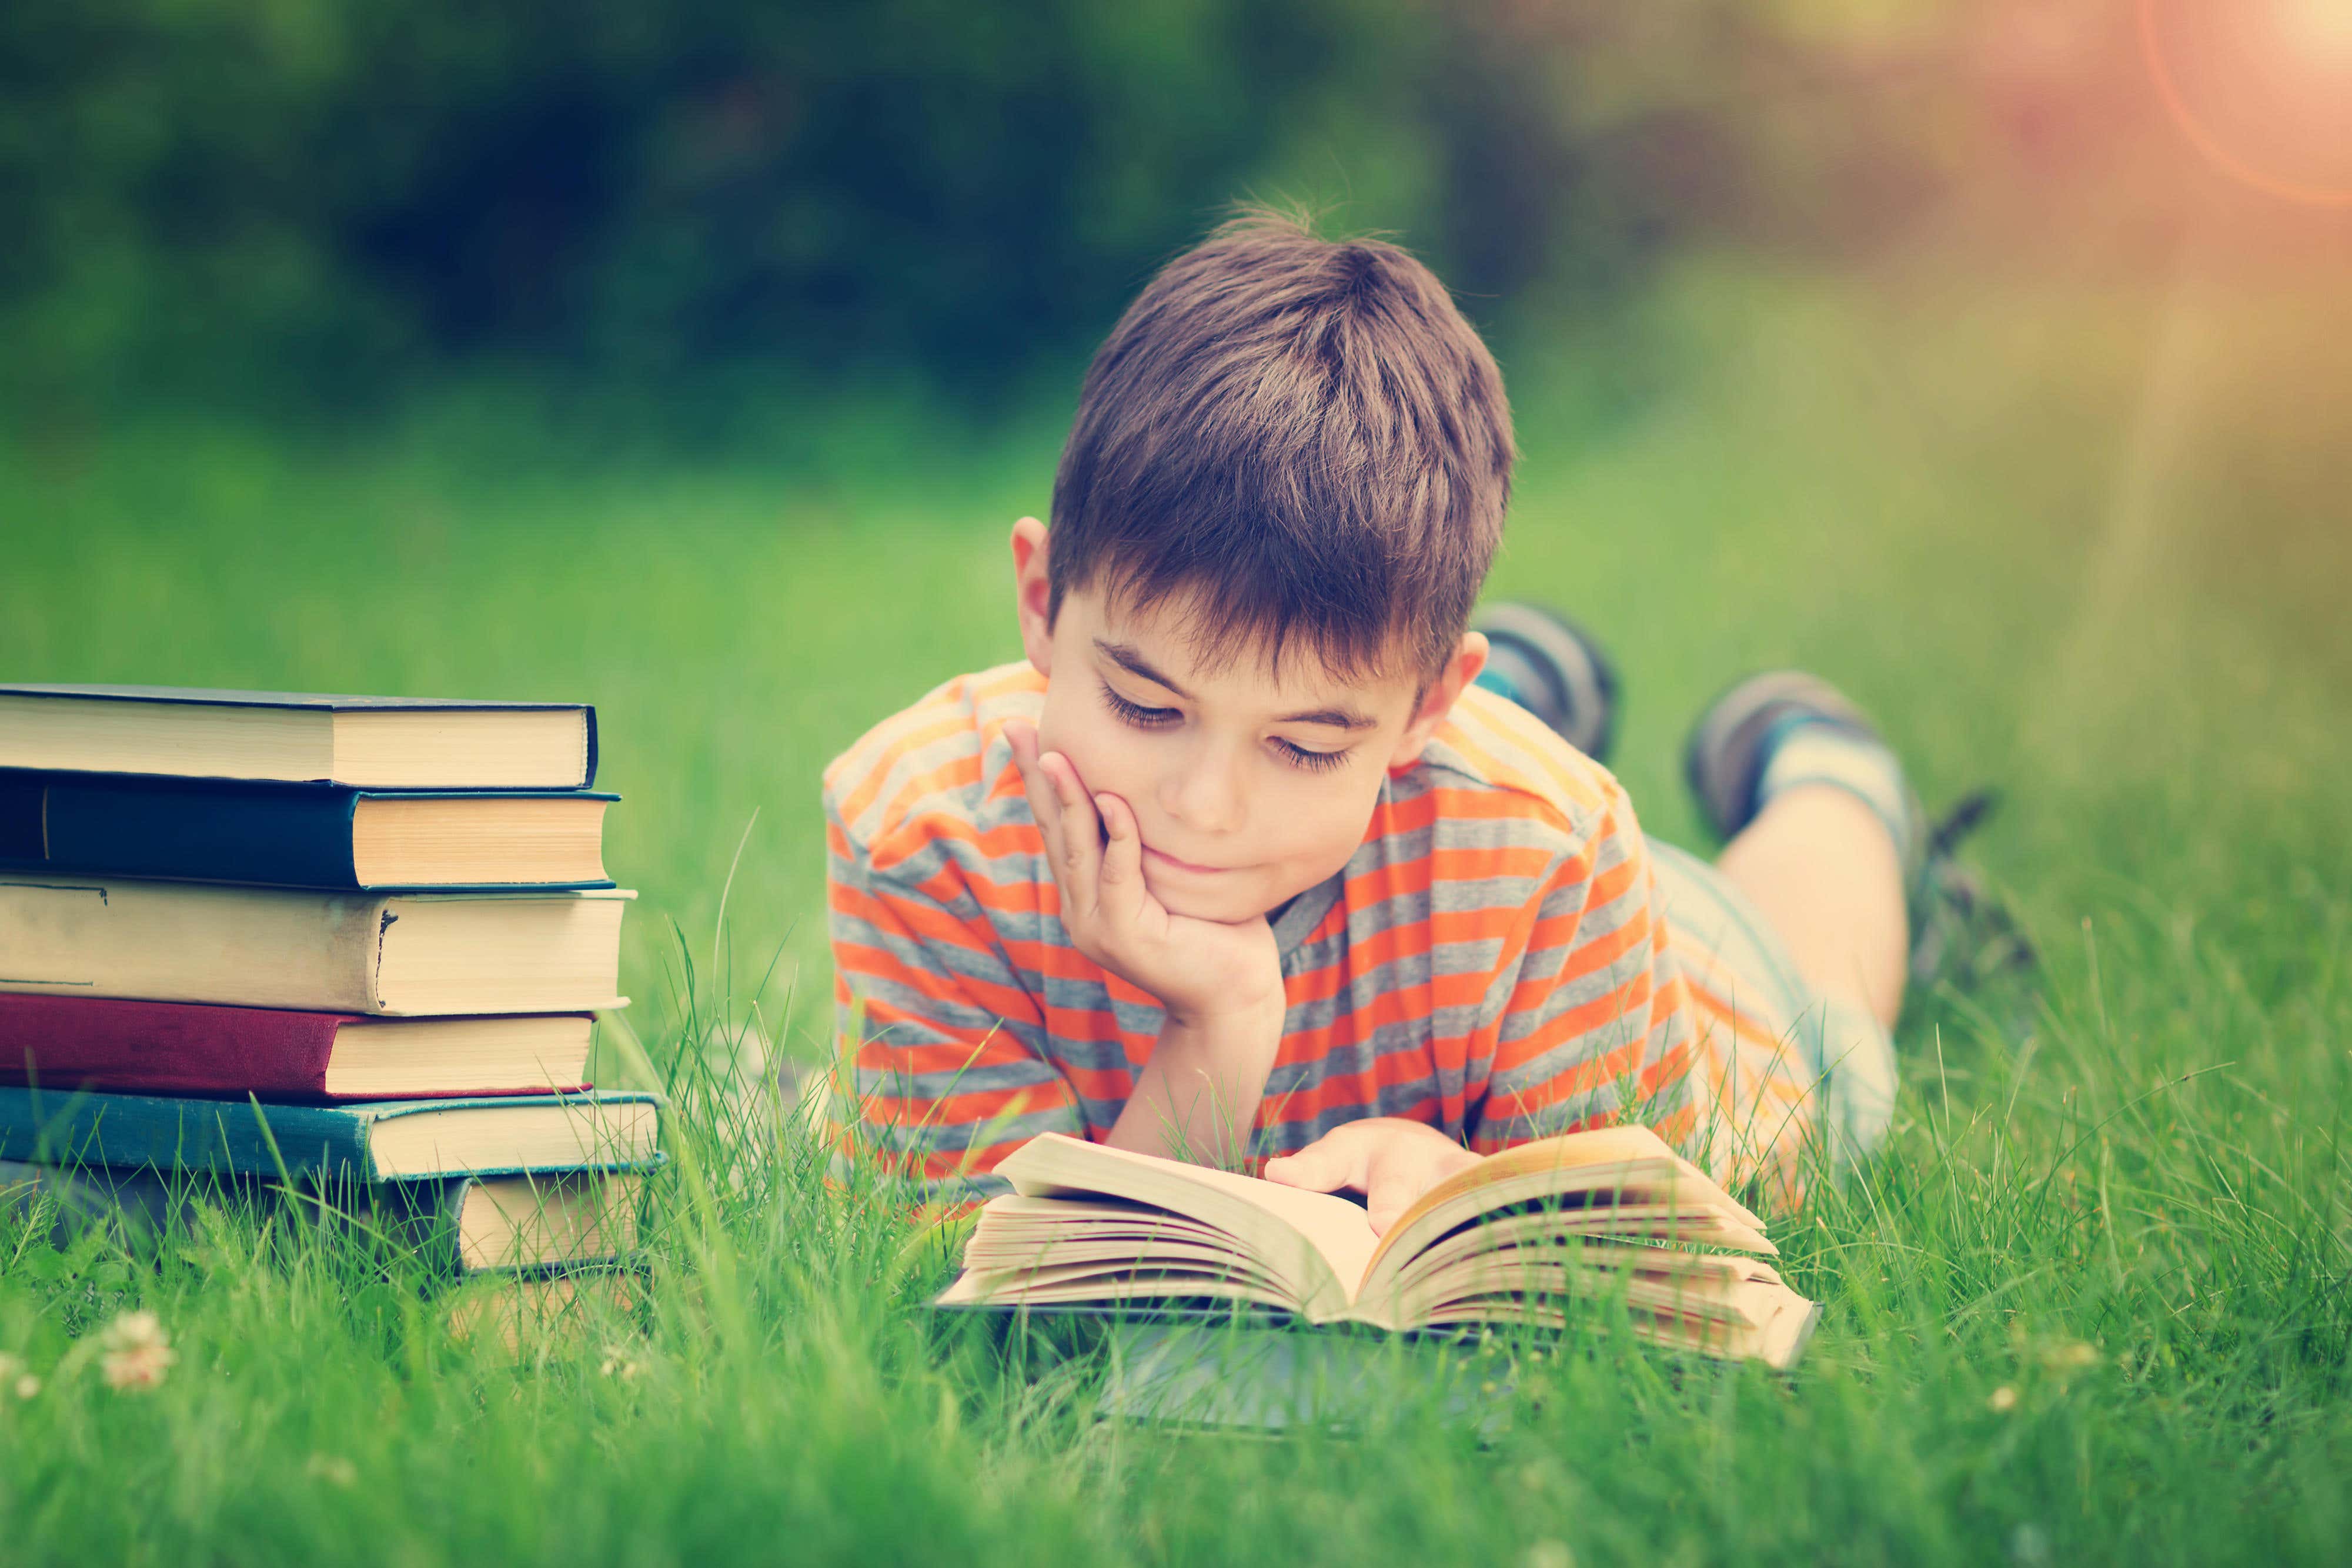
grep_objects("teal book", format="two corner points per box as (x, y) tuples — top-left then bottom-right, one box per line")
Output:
(0, 1086), (663, 1182)
(0, 770), (617, 890)
(2, 1161), (644, 1274)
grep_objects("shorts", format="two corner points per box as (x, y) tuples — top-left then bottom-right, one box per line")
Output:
(1651, 838), (1899, 1171)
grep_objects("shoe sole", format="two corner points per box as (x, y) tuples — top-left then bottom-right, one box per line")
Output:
(1475, 602), (1619, 763)
(1682, 670), (1876, 842)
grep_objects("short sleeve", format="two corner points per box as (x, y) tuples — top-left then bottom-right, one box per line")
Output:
(1467, 784), (1697, 1155)
(825, 802), (1083, 1205)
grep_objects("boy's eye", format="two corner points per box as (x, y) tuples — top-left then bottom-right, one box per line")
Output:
(1101, 681), (1350, 773)
(1100, 685), (1180, 728)
(1273, 738), (1350, 774)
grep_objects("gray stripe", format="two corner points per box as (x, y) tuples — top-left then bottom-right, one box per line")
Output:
(1489, 1001), (1688, 1102)
(850, 1057), (1068, 1099)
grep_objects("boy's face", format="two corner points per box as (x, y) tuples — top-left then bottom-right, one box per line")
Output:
(1013, 519), (1484, 925)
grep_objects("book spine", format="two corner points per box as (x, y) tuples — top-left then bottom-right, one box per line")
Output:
(0, 773), (361, 888)
(0, 876), (383, 1011)
(0, 1086), (376, 1178)
(0, 992), (345, 1097)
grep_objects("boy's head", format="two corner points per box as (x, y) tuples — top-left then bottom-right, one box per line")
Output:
(1014, 210), (1516, 923)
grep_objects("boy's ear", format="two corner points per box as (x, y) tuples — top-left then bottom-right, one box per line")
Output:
(1386, 633), (1488, 769)
(1011, 517), (1056, 674)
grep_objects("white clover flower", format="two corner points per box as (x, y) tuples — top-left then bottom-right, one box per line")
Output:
(306, 1453), (358, 1487)
(99, 1310), (178, 1392)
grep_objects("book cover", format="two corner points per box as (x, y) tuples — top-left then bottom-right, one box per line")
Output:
(0, 876), (631, 1015)
(0, 684), (597, 789)
(0, 993), (594, 1101)
(0, 1086), (665, 1182)
(3, 1159), (642, 1274)
(0, 770), (618, 890)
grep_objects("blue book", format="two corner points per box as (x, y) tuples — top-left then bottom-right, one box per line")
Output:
(0, 770), (617, 890)
(0, 1086), (663, 1182)
(0, 684), (596, 790)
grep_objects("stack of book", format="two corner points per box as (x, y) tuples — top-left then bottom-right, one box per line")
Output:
(0, 684), (662, 1333)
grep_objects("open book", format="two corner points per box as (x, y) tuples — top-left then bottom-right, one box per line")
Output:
(937, 1127), (1822, 1369)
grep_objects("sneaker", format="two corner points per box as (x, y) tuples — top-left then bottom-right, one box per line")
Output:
(1682, 671), (2033, 991)
(1472, 602), (1619, 764)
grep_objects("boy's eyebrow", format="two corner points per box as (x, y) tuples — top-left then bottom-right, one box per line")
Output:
(1094, 638), (1378, 731)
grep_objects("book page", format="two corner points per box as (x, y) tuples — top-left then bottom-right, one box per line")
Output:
(1359, 1126), (1766, 1305)
(997, 1135), (1379, 1315)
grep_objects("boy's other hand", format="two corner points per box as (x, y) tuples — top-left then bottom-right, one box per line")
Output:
(1006, 719), (1285, 1028)
(1262, 1118), (1482, 1235)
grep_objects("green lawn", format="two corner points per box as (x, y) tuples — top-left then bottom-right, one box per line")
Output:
(2, 253), (2348, 1564)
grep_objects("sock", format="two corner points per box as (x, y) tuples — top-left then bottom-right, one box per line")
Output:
(1755, 717), (1920, 880)
(1472, 649), (1543, 715)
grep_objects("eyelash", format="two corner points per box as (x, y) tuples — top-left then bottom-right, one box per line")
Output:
(1098, 684), (1351, 774)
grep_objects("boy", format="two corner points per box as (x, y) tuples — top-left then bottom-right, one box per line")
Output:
(824, 212), (1954, 1226)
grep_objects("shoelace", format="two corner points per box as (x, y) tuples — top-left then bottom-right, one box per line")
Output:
(1911, 788), (2038, 989)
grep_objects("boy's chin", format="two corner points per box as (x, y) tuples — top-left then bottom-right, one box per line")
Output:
(1138, 870), (1270, 921)
(1142, 867), (1296, 927)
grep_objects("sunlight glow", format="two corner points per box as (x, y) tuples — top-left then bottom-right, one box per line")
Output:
(2140, 0), (2352, 205)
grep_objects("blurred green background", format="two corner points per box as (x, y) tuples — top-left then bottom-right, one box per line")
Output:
(9, 0), (2288, 422)
(4, 0), (2348, 1058)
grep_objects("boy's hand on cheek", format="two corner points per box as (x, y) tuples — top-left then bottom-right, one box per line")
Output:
(1007, 720), (1285, 1029)
(1262, 1118), (1482, 1235)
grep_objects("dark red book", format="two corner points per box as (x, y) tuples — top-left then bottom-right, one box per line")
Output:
(0, 993), (593, 1102)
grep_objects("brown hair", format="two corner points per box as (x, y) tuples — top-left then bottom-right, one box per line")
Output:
(1047, 206), (1514, 681)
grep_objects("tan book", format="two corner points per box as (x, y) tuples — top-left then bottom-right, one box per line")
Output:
(425, 1171), (646, 1272)
(446, 1268), (639, 1352)
(938, 1127), (1821, 1369)
(0, 685), (595, 790)
(0, 875), (630, 1015)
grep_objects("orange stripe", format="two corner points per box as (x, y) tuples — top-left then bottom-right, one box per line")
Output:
(830, 707), (980, 825)
(833, 939), (1042, 1028)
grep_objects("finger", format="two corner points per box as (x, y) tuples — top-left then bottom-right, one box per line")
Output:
(1262, 1129), (1372, 1196)
(1006, 723), (1072, 880)
(1040, 751), (1104, 908)
(1093, 793), (1145, 927)
(1365, 1170), (1419, 1236)
(1364, 1141), (1476, 1235)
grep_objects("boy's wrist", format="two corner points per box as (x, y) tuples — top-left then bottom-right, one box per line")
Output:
(1161, 987), (1287, 1036)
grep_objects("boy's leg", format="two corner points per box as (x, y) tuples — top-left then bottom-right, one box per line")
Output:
(1681, 673), (1932, 1166)
(1685, 670), (1926, 1033)
(1714, 784), (1907, 1029)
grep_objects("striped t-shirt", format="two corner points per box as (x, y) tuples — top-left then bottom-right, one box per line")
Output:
(824, 663), (1822, 1202)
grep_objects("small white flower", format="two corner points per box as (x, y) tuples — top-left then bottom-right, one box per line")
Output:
(306, 1453), (358, 1487)
(1989, 1385), (2019, 1413)
(99, 1310), (177, 1392)
(12, 1375), (37, 1400)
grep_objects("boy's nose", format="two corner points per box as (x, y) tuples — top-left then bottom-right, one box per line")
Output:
(1158, 744), (1247, 836)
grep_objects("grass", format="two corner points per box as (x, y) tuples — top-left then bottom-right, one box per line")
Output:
(2, 246), (2350, 1564)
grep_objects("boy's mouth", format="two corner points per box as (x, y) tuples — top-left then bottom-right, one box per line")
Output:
(1143, 845), (1227, 875)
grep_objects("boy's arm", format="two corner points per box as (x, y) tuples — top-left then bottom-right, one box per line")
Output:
(826, 808), (1084, 1204)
